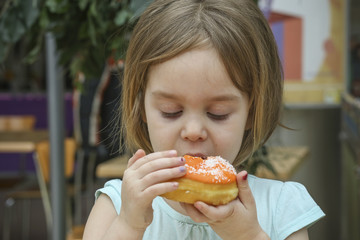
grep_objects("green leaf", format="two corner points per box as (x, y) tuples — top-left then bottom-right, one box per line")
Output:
(45, 0), (58, 12)
(78, 0), (89, 10)
(19, 0), (40, 28)
(78, 22), (89, 39)
(70, 55), (84, 77)
(24, 36), (43, 63)
(89, 1), (97, 17)
(0, 41), (10, 62)
(87, 19), (97, 45)
(39, 7), (50, 29)
(0, 8), (26, 42)
(45, 0), (69, 13)
(130, 0), (152, 20)
(0, 0), (140, 78)
(114, 10), (130, 26)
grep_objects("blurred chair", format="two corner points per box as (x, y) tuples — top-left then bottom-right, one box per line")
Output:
(72, 59), (124, 225)
(2, 138), (83, 240)
(0, 115), (36, 189)
(0, 115), (36, 131)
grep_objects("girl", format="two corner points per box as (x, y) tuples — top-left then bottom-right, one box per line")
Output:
(83, 0), (325, 239)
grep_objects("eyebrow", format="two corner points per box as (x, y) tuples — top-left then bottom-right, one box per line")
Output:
(151, 90), (242, 102)
(151, 91), (178, 100)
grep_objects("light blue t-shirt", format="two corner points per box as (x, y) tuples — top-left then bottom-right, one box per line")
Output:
(95, 175), (325, 240)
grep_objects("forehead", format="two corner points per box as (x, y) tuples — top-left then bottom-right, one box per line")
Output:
(148, 48), (228, 85)
(146, 47), (244, 101)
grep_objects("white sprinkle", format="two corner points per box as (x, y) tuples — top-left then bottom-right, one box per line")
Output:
(186, 156), (236, 183)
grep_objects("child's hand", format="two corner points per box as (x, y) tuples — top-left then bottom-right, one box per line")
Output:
(118, 149), (186, 235)
(181, 171), (270, 240)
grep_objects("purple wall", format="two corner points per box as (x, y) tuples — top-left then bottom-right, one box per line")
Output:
(0, 92), (74, 173)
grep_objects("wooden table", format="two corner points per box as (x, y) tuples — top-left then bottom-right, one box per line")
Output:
(96, 146), (309, 181)
(96, 154), (129, 178)
(0, 130), (48, 153)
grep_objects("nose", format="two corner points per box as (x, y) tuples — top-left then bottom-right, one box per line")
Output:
(181, 117), (207, 142)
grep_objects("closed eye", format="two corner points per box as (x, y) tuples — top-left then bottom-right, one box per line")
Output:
(161, 111), (182, 119)
(207, 112), (229, 120)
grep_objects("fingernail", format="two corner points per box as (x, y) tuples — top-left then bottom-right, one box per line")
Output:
(242, 173), (248, 181)
(173, 182), (179, 188)
(179, 166), (186, 172)
(168, 150), (177, 155)
(194, 202), (203, 211)
(134, 149), (142, 155)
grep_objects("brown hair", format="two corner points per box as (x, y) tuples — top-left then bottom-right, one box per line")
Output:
(121, 0), (283, 168)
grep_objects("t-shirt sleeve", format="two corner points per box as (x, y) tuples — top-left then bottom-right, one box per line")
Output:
(95, 179), (123, 214)
(274, 181), (325, 239)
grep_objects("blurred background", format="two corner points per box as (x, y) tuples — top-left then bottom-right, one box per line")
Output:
(0, 0), (359, 239)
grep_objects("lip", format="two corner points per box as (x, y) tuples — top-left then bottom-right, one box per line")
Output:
(185, 153), (207, 158)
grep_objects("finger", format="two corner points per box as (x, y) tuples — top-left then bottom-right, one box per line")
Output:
(180, 202), (210, 223)
(131, 150), (178, 170)
(137, 156), (185, 178)
(127, 149), (146, 168)
(141, 164), (186, 187)
(143, 181), (180, 200)
(193, 201), (234, 221)
(237, 171), (255, 209)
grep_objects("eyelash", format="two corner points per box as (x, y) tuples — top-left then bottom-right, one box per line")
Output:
(161, 111), (229, 121)
(161, 111), (182, 118)
(207, 113), (229, 121)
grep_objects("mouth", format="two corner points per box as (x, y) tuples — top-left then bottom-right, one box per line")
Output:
(185, 153), (207, 159)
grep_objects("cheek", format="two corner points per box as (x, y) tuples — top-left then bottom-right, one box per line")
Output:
(146, 119), (175, 152)
(146, 121), (161, 150)
(218, 133), (244, 164)
(215, 122), (246, 163)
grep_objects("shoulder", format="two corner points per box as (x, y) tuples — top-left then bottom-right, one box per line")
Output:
(249, 175), (321, 212)
(247, 175), (287, 212)
(95, 179), (123, 214)
(248, 174), (284, 199)
(248, 175), (325, 240)
(248, 174), (315, 202)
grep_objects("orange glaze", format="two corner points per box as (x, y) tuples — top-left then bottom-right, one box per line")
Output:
(183, 155), (237, 184)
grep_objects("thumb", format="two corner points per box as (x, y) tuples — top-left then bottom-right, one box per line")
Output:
(236, 171), (255, 209)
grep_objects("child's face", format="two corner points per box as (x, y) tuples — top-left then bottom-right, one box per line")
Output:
(144, 47), (250, 164)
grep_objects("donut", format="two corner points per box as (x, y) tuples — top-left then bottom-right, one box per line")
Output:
(161, 155), (239, 205)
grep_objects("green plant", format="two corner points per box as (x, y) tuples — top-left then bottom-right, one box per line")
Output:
(242, 145), (277, 176)
(0, 0), (260, 79)
(0, 0), (150, 79)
